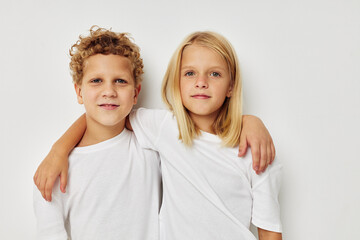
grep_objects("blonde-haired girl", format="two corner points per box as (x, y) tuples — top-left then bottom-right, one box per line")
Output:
(130, 31), (282, 239)
(34, 31), (281, 239)
(162, 31), (243, 147)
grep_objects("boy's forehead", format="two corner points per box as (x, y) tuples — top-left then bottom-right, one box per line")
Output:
(83, 54), (134, 74)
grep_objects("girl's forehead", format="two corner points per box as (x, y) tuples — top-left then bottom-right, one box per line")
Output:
(183, 43), (213, 53)
(183, 44), (218, 58)
(181, 44), (228, 68)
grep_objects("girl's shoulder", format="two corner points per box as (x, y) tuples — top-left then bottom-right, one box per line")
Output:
(132, 107), (170, 117)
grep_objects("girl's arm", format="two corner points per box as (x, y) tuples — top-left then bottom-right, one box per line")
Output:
(34, 113), (274, 200)
(258, 228), (282, 240)
(238, 115), (275, 174)
(33, 114), (86, 201)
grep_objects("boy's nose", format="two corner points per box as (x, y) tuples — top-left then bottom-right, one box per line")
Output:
(102, 84), (117, 98)
(195, 75), (208, 89)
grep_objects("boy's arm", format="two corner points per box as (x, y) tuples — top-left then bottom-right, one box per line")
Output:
(33, 114), (87, 201)
(238, 115), (275, 174)
(33, 185), (68, 239)
(258, 228), (282, 240)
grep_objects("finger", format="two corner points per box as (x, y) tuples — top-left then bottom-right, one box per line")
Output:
(33, 171), (38, 184)
(60, 170), (68, 193)
(35, 172), (42, 191)
(45, 176), (57, 202)
(251, 145), (260, 174)
(39, 178), (47, 201)
(270, 141), (276, 164)
(259, 144), (267, 173)
(266, 145), (272, 169)
(238, 134), (248, 157)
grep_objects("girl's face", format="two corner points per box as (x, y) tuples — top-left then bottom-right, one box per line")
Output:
(180, 44), (232, 129)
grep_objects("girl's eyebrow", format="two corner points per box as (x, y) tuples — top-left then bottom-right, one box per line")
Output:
(210, 66), (227, 71)
(181, 65), (227, 71)
(180, 65), (193, 70)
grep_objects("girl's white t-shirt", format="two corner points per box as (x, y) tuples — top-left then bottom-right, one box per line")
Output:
(33, 129), (161, 240)
(130, 108), (282, 240)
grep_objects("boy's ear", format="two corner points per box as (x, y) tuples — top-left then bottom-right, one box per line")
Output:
(74, 84), (84, 104)
(133, 84), (141, 104)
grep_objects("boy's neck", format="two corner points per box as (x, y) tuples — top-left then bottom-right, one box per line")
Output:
(77, 118), (126, 147)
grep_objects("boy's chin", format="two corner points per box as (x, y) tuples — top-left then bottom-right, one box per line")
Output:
(88, 117), (127, 129)
(99, 120), (126, 128)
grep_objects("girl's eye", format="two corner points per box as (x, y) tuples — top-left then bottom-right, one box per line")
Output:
(185, 71), (195, 77)
(210, 72), (221, 77)
(115, 79), (127, 84)
(91, 78), (102, 83)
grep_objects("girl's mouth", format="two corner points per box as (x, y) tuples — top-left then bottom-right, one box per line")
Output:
(191, 94), (210, 99)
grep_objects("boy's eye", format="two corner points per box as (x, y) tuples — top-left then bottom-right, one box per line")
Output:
(115, 79), (127, 84)
(210, 72), (221, 77)
(91, 78), (102, 83)
(185, 71), (195, 77)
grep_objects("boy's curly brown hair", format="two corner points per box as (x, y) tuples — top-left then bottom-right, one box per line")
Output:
(70, 26), (144, 86)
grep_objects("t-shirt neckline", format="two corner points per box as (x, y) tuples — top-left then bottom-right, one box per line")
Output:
(71, 128), (131, 154)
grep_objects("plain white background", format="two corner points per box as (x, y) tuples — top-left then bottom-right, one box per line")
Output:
(0, 0), (359, 239)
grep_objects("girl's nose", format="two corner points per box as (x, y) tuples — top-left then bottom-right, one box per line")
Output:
(195, 75), (208, 89)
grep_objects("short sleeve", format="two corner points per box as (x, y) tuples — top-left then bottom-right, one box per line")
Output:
(251, 159), (282, 233)
(129, 108), (169, 150)
(33, 181), (68, 240)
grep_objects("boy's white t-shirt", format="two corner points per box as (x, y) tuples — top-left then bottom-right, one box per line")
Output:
(130, 108), (282, 240)
(33, 129), (161, 240)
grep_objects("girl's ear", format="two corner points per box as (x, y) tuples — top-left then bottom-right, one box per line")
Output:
(133, 84), (141, 104)
(226, 83), (233, 97)
(74, 84), (84, 104)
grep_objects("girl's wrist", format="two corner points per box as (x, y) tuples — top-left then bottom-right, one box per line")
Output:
(242, 115), (262, 125)
(51, 142), (69, 157)
(242, 114), (252, 125)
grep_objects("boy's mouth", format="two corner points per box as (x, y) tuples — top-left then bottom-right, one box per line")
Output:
(191, 94), (211, 99)
(99, 104), (119, 110)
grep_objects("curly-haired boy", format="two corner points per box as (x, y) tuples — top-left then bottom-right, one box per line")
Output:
(33, 26), (161, 240)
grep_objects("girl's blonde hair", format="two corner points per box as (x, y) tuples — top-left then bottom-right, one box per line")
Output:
(161, 31), (242, 147)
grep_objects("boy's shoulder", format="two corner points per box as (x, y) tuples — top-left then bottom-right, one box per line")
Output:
(69, 128), (158, 166)
(66, 129), (159, 189)
(71, 129), (134, 153)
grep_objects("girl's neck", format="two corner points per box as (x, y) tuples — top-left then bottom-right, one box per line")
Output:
(189, 111), (217, 134)
(77, 118), (126, 147)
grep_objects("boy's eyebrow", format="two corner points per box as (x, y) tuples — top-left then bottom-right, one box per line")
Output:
(83, 69), (133, 76)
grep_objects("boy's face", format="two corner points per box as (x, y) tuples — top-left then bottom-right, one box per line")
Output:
(75, 54), (139, 132)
